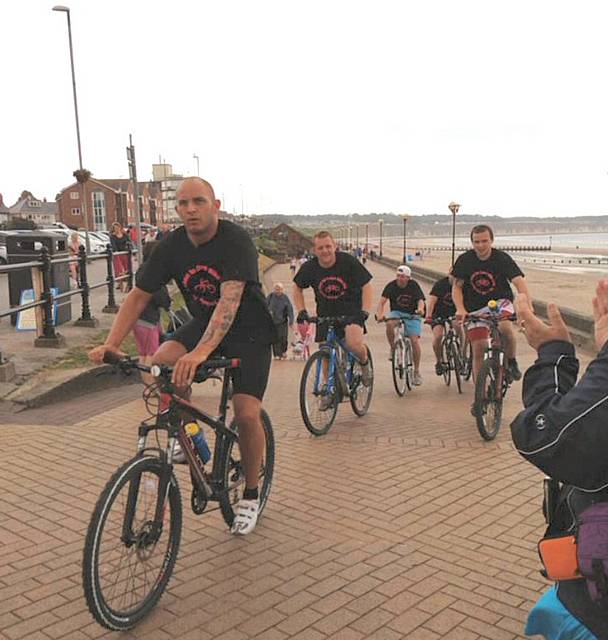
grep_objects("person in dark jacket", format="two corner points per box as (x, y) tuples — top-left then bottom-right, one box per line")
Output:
(266, 282), (294, 359)
(110, 222), (130, 292)
(133, 241), (171, 384)
(511, 280), (608, 639)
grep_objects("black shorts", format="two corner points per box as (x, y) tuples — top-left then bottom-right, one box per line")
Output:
(168, 318), (271, 400)
(315, 319), (366, 343)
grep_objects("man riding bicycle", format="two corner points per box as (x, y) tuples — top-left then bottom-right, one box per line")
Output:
(426, 271), (463, 376)
(292, 231), (373, 385)
(452, 224), (530, 390)
(375, 265), (425, 385)
(89, 177), (275, 536)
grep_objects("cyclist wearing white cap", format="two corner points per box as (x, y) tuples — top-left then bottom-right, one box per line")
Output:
(375, 265), (425, 385)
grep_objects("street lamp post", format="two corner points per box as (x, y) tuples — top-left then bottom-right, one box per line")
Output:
(379, 219), (383, 257)
(402, 214), (409, 263)
(448, 202), (461, 267)
(53, 5), (91, 254)
(356, 224), (359, 249)
(193, 153), (200, 176)
(365, 223), (369, 253)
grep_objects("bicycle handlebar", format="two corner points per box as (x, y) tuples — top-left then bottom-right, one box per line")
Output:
(306, 315), (364, 326)
(102, 353), (240, 383)
(376, 312), (423, 323)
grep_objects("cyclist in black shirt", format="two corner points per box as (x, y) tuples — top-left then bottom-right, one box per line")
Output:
(90, 177), (275, 536)
(426, 273), (463, 376)
(375, 265), (425, 385)
(293, 230), (373, 384)
(452, 224), (530, 385)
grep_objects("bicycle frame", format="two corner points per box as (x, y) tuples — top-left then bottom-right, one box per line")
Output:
(314, 324), (360, 399)
(123, 365), (239, 538)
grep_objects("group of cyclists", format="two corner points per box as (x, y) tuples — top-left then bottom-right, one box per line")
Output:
(87, 175), (608, 638)
(89, 175), (529, 537)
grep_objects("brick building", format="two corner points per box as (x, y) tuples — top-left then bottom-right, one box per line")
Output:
(56, 178), (165, 231)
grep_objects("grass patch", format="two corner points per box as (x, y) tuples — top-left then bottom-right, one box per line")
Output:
(47, 331), (139, 370)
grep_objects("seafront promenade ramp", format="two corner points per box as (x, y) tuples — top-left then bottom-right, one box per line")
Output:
(0, 259), (575, 640)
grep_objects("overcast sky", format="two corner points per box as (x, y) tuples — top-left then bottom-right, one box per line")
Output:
(2, 0), (608, 218)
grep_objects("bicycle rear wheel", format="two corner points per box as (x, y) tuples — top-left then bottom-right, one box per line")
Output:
(82, 456), (182, 630)
(449, 342), (463, 394)
(441, 338), (451, 386)
(218, 410), (275, 528)
(350, 347), (373, 416)
(474, 359), (503, 440)
(299, 350), (339, 435)
(391, 338), (407, 396)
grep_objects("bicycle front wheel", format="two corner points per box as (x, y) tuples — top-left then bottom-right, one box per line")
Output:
(462, 338), (473, 381)
(441, 338), (451, 386)
(474, 359), (503, 440)
(82, 456), (182, 630)
(350, 347), (373, 416)
(218, 409), (275, 528)
(299, 350), (339, 435)
(449, 341), (463, 394)
(404, 339), (414, 390)
(391, 339), (407, 396)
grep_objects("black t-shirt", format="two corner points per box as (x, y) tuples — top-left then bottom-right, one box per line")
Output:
(381, 279), (425, 314)
(452, 248), (524, 311)
(429, 277), (456, 319)
(136, 221), (274, 344)
(293, 251), (372, 317)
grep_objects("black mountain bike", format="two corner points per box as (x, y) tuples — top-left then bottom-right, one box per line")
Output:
(433, 316), (465, 394)
(467, 301), (516, 440)
(82, 355), (275, 630)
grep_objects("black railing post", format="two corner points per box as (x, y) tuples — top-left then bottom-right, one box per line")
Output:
(35, 247), (66, 347)
(102, 243), (119, 313)
(126, 240), (134, 292)
(74, 245), (99, 327)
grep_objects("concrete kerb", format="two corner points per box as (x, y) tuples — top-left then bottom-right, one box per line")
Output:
(1, 254), (278, 409)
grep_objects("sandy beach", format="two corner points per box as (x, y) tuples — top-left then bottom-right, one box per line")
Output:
(381, 244), (606, 317)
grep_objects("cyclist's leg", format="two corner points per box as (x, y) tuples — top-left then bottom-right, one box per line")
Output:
(498, 319), (516, 359)
(452, 319), (465, 353)
(152, 339), (189, 394)
(344, 323), (367, 362)
(466, 325), (488, 381)
(224, 340), (271, 534)
(431, 323), (444, 364)
(232, 394), (265, 492)
(385, 319), (399, 349)
(410, 335), (422, 373)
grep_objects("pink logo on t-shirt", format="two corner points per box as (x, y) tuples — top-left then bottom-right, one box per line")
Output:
(319, 276), (348, 300)
(396, 293), (412, 308)
(470, 270), (497, 296)
(182, 264), (222, 307)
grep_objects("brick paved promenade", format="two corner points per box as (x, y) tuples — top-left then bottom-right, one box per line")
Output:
(1, 260), (581, 640)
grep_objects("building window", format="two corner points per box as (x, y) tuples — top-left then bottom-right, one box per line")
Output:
(71, 207), (81, 215)
(92, 191), (106, 230)
(70, 191), (79, 200)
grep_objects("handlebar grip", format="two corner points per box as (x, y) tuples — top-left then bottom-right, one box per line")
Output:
(103, 351), (122, 365)
(203, 358), (241, 370)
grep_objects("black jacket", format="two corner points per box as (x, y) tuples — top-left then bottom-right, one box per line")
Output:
(511, 340), (608, 638)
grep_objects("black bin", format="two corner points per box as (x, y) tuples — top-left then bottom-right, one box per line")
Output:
(6, 231), (72, 326)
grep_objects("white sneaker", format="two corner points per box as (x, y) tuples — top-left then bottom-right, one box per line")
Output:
(172, 441), (186, 464)
(231, 498), (259, 535)
(412, 373), (422, 386)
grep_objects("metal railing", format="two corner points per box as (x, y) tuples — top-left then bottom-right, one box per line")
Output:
(0, 242), (135, 361)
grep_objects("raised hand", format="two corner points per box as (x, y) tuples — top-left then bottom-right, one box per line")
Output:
(592, 277), (608, 350)
(515, 294), (570, 351)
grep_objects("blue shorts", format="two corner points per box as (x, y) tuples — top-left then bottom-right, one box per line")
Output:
(525, 587), (597, 639)
(386, 311), (422, 337)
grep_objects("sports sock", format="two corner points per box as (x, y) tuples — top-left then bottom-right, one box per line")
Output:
(243, 487), (259, 500)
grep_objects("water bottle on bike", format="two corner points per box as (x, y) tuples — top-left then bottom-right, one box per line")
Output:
(185, 422), (211, 464)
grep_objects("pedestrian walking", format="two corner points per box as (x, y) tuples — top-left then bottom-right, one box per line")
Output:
(110, 222), (130, 292)
(266, 282), (294, 359)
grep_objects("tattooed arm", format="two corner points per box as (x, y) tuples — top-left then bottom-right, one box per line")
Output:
(171, 280), (245, 387)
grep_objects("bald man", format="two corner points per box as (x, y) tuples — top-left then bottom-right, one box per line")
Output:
(90, 177), (276, 535)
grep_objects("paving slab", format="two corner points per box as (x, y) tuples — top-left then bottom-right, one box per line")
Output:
(1, 259), (592, 639)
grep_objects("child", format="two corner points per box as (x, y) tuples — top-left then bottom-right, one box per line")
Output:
(133, 241), (171, 384)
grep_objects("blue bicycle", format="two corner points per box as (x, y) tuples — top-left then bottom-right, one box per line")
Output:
(299, 316), (373, 436)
